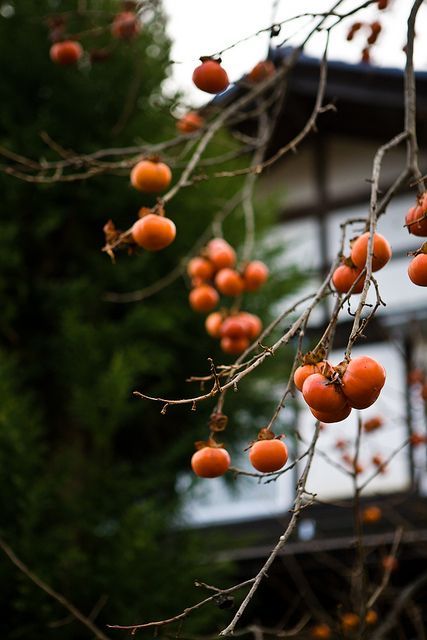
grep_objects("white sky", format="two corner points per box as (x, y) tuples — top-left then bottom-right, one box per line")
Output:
(162, 0), (427, 106)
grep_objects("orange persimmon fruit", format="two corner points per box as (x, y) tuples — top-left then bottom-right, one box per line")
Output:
(249, 439), (288, 473)
(130, 159), (172, 193)
(189, 285), (219, 313)
(192, 58), (229, 94)
(50, 40), (83, 65)
(191, 446), (230, 478)
(131, 214), (176, 251)
(351, 232), (392, 271)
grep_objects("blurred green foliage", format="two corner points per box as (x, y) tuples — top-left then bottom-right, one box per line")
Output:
(0, 1), (304, 637)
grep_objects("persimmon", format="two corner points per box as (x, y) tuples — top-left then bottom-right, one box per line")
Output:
(294, 362), (326, 391)
(340, 356), (386, 409)
(310, 403), (352, 424)
(177, 111), (204, 134)
(220, 316), (247, 340)
(342, 456), (363, 475)
(332, 264), (365, 294)
(50, 40), (83, 65)
(410, 432), (427, 447)
(377, 0), (389, 8)
(220, 336), (250, 355)
(206, 239), (236, 270)
(130, 159), (172, 193)
(365, 610), (378, 625)
(302, 374), (348, 413)
(189, 285), (219, 313)
(346, 21), (362, 41)
(350, 232), (392, 271)
(205, 312), (223, 338)
(408, 253), (427, 286)
(247, 60), (275, 83)
(187, 257), (214, 281)
(405, 205), (427, 236)
(335, 439), (348, 450)
(131, 214), (176, 251)
(111, 12), (140, 39)
(249, 438), (288, 473)
(191, 446), (230, 478)
(215, 268), (244, 297)
(408, 368), (425, 384)
(363, 416), (383, 432)
(310, 623), (331, 639)
(372, 454), (387, 472)
(192, 58), (229, 94)
(362, 505), (382, 523)
(237, 312), (262, 339)
(243, 260), (269, 291)
(382, 555), (398, 572)
(341, 613), (359, 631)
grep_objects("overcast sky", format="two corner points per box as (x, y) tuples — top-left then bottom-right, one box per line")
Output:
(162, 0), (427, 105)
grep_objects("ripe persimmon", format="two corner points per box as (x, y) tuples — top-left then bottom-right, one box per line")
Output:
(341, 613), (359, 631)
(131, 214), (176, 251)
(189, 285), (219, 313)
(362, 505), (382, 523)
(192, 58), (229, 94)
(302, 373), (348, 413)
(332, 264), (365, 294)
(365, 610), (378, 625)
(191, 446), (230, 478)
(363, 416), (383, 432)
(111, 12), (140, 39)
(237, 312), (262, 339)
(215, 268), (244, 296)
(405, 205), (427, 236)
(310, 403), (351, 423)
(187, 257), (214, 281)
(310, 624), (331, 639)
(206, 239), (236, 270)
(220, 316), (247, 340)
(130, 159), (172, 193)
(50, 40), (83, 65)
(177, 111), (204, 134)
(340, 356), (386, 409)
(220, 336), (249, 355)
(294, 362), (326, 391)
(372, 454), (387, 472)
(408, 253), (427, 286)
(249, 438), (288, 473)
(382, 555), (398, 571)
(410, 432), (427, 447)
(243, 260), (269, 291)
(351, 232), (392, 271)
(247, 60), (275, 83)
(205, 312), (223, 338)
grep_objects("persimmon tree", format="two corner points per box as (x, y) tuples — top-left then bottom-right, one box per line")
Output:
(1, 0), (427, 638)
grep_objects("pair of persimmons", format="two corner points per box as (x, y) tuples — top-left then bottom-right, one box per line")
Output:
(191, 431), (289, 479)
(332, 196), (427, 294)
(405, 193), (427, 286)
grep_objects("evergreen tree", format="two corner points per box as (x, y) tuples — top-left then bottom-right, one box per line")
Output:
(0, 2), (302, 637)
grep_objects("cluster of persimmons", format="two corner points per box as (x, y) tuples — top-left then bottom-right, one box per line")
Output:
(187, 240), (268, 353)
